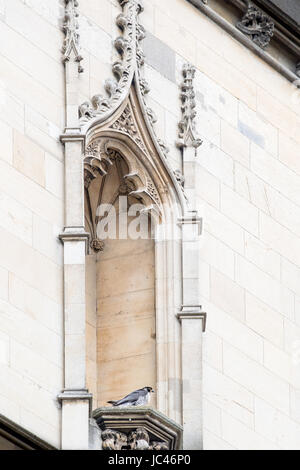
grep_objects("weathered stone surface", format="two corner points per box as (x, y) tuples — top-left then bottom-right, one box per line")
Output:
(94, 407), (183, 450)
(1, 0), (300, 453)
(143, 31), (176, 82)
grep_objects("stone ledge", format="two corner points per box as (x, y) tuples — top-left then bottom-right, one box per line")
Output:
(93, 407), (183, 450)
(58, 389), (93, 417)
(60, 131), (85, 143)
(177, 305), (207, 331)
(59, 227), (90, 254)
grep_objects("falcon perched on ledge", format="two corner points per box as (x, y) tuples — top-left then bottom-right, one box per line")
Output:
(107, 387), (154, 408)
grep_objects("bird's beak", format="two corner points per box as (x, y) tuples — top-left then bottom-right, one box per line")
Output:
(152, 390), (155, 393)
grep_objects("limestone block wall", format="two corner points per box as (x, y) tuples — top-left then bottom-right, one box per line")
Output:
(136, 0), (300, 450)
(96, 236), (156, 408)
(0, 0), (65, 448)
(0, 0), (300, 450)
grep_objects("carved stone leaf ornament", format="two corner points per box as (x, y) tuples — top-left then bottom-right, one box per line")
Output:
(177, 63), (202, 150)
(79, 0), (189, 253)
(174, 169), (185, 189)
(236, 1), (275, 49)
(78, 0), (170, 159)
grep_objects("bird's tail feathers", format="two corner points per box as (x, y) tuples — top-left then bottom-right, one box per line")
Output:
(107, 400), (116, 405)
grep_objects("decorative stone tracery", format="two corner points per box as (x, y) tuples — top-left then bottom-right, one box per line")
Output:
(62, 0), (83, 72)
(177, 63), (202, 150)
(236, 1), (274, 49)
(79, 0), (170, 159)
(111, 105), (146, 152)
(83, 136), (163, 254)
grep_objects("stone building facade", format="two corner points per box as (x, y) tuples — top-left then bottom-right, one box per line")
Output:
(1, 0), (300, 450)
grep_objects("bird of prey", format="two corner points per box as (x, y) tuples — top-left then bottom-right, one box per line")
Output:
(107, 387), (154, 408)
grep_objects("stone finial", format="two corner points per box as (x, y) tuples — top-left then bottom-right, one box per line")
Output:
(62, 0), (83, 72)
(177, 63), (202, 150)
(236, 1), (274, 49)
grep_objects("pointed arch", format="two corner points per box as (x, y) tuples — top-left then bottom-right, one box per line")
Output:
(82, 91), (184, 420)
(80, 0), (186, 423)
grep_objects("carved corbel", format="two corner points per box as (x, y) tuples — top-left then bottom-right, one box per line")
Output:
(236, 1), (274, 49)
(101, 426), (170, 450)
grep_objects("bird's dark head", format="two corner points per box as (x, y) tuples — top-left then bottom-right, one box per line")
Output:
(145, 386), (155, 393)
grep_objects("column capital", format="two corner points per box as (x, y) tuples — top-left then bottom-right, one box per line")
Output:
(60, 131), (85, 144)
(178, 212), (202, 233)
(177, 306), (207, 332)
(59, 227), (90, 253)
(58, 389), (93, 417)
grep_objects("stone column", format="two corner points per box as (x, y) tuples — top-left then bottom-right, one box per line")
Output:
(58, 1), (92, 450)
(177, 63), (206, 450)
(178, 308), (206, 450)
(178, 215), (206, 450)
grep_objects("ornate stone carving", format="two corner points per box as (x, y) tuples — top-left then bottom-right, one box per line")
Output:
(62, 0), (83, 73)
(84, 170), (96, 189)
(146, 107), (157, 125)
(146, 178), (161, 206)
(174, 169), (185, 188)
(157, 139), (170, 156)
(79, 101), (95, 119)
(102, 427), (169, 451)
(139, 78), (150, 96)
(84, 142), (162, 252)
(150, 441), (170, 450)
(111, 105), (146, 152)
(102, 429), (128, 450)
(90, 238), (105, 253)
(177, 63), (202, 150)
(79, 0), (140, 122)
(94, 407), (183, 450)
(236, 1), (274, 49)
(79, 0), (170, 160)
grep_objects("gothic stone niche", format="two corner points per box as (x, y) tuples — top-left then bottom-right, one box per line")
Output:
(84, 143), (158, 408)
(94, 407), (183, 450)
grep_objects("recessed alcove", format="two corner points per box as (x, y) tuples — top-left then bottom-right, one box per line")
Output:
(85, 150), (156, 409)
